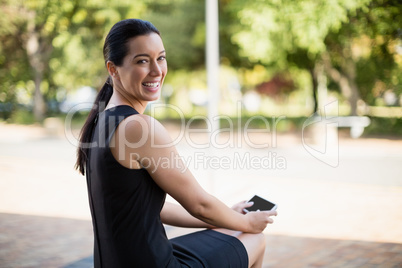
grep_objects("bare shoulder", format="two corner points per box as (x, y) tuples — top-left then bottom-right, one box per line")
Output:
(116, 113), (172, 147)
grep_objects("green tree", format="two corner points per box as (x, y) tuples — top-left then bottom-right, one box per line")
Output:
(142, 0), (206, 71)
(225, 0), (373, 114)
(323, 0), (402, 111)
(0, 0), (147, 121)
(0, 2), (31, 117)
(3, 0), (83, 121)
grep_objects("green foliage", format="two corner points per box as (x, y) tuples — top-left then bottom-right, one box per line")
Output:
(0, 0), (401, 132)
(228, 0), (371, 66)
(325, 0), (402, 105)
(365, 117), (402, 136)
(8, 109), (35, 125)
(225, 0), (401, 116)
(0, 1), (32, 110)
(143, 0), (205, 71)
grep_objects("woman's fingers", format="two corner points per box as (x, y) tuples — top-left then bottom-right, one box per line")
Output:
(265, 210), (278, 217)
(263, 210), (277, 224)
(243, 201), (254, 208)
(231, 200), (253, 214)
(246, 210), (278, 233)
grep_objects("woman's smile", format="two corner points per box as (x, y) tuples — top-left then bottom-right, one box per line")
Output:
(142, 81), (161, 92)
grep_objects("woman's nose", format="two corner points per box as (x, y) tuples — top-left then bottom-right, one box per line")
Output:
(150, 61), (162, 76)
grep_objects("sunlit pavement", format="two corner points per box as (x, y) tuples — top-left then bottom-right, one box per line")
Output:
(0, 122), (401, 267)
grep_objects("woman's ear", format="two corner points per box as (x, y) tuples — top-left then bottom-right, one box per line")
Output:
(106, 61), (119, 79)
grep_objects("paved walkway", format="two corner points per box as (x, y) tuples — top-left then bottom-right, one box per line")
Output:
(1, 213), (401, 268)
(0, 122), (401, 267)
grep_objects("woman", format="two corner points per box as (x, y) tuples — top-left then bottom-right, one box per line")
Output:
(76, 19), (277, 268)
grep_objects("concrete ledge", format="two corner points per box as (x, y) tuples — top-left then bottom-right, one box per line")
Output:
(337, 116), (371, 138)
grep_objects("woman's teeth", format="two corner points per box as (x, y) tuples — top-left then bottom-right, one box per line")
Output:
(142, 82), (159, 88)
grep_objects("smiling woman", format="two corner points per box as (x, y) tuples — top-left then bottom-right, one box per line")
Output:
(75, 19), (277, 268)
(107, 33), (167, 109)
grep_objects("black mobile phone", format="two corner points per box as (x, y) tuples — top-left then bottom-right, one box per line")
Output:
(243, 195), (277, 213)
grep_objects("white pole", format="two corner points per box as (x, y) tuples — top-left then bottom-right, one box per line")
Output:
(206, 0), (220, 194)
(206, 0), (220, 133)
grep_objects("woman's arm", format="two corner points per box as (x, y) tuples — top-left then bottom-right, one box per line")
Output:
(161, 200), (255, 228)
(111, 115), (277, 233)
(160, 202), (214, 228)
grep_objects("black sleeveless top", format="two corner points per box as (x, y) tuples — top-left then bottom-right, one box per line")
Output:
(86, 105), (181, 267)
(86, 105), (249, 268)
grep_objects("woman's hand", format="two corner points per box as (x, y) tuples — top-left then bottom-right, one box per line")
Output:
(245, 210), (278, 233)
(231, 200), (254, 214)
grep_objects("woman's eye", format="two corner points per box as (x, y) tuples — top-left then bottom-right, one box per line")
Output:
(137, 59), (147, 64)
(158, 56), (166, 61)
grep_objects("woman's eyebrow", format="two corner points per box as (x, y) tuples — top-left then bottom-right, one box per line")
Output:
(133, 50), (166, 59)
(133, 53), (149, 59)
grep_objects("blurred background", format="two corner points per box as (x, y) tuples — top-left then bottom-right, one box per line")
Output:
(1, 0), (401, 126)
(0, 0), (401, 267)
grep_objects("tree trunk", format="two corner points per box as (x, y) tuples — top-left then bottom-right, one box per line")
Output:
(33, 69), (46, 121)
(343, 58), (360, 116)
(321, 52), (360, 115)
(25, 10), (47, 122)
(349, 81), (359, 116)
(20, 2), (79, 122)
(309, 68), (318, 114)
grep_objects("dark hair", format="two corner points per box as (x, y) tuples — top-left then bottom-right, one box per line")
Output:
(75, 19), (160, 175)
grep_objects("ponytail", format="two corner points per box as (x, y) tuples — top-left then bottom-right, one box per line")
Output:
(75, 76), (113, 175)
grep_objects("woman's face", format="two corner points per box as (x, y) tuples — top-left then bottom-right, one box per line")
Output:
(115, 33), (167, 104)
